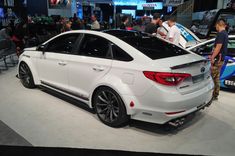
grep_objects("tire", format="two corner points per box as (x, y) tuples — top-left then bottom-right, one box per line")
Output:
(19, 62), (36, 89)
(93, 87), (129, 127)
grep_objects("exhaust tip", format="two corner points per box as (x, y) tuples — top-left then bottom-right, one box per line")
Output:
(168, 118), (186, 127)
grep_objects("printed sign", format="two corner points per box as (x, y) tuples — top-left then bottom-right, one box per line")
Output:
(142, 4), (157, 8)
(224, 76), (235, 89)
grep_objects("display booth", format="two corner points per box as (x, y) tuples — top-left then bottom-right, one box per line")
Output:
(0, 0), (27, 29)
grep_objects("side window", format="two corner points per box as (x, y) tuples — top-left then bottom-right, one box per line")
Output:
(228, 39), (235, 56)
(46, 34), (79, 54)
(78, 34), (110, 59)
(191, 42), (214, 55)
(112, 44), (133, 62)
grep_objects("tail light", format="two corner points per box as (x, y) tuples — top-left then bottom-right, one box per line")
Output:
(143, 71), (191, 86)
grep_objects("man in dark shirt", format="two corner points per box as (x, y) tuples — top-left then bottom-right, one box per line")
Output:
(210, 19), (228, 100)
(120, 15), (129, 30)
(145, 13), (160, 34)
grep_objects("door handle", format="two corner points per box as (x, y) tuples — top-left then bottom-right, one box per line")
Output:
(92, 66), (105, 71)
(58, 61), (67, 66)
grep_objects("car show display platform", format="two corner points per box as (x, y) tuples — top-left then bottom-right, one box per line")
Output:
(0, 68), (235, 156)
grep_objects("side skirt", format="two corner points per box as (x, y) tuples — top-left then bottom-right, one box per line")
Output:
(40, 81), (91, 106)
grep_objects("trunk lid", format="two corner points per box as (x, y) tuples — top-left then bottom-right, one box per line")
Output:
(153, 54), (211, 94)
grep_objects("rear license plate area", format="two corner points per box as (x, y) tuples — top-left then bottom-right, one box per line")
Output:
(193, 74), (205, 84)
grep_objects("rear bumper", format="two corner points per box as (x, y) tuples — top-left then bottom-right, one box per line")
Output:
(121, 81), (214, 124)
(167, 97), (213, 126)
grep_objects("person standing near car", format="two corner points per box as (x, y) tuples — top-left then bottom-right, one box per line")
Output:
(156, 19), (168, 39)
(166, 16), (181, 46)
(120, 15), (129, 30)
(0, 25), (14, 53)
(210, 19), (228, 100)
(145, 13), (160, 34)
(0, 26), (12, 41)
(91, 15), (100, 30)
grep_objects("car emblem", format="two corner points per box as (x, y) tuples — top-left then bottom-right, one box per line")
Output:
(201, 67), (205, 73)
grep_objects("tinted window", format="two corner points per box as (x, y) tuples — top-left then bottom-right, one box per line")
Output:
(46, 34), (79, 54)
(228, 39), (235, 56)
(78, 34), (110, 59)
(120, 36), (189, 60)
(105, 30), (138, 38)
(112, 44), (133, 62)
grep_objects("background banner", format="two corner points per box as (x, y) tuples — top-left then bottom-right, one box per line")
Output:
(164, 0), (184, 6)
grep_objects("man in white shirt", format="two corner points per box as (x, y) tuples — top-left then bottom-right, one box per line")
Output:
(156, 20), (168, 39)
(91, 15), (100, 30)
(166, 16), (181, 45)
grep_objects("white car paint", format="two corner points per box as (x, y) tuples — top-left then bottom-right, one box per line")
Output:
(18, 30), (214, 125)
(187, 35), (235, 51)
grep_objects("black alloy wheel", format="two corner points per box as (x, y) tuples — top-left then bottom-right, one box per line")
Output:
(94, 87), (129, 127)
(19, 62), (36, 89)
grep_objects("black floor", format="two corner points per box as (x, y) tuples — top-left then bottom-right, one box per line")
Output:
(0, 146), (206, 156)
(0, 120), (32, 146)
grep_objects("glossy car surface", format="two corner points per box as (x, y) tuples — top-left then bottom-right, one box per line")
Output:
(188, 35), (235, 90)
(18, 30), (214, 127)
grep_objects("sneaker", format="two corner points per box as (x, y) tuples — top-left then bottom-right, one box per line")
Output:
(213, 96), (218, 101)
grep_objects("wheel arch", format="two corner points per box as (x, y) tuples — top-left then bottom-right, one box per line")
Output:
(18, 59), (40, 85)
(89, 84), (131, 115)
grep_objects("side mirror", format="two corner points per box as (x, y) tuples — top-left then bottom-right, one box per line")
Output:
(37, 45), (45, 54)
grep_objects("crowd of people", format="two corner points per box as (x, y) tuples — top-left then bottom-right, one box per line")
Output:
(0, 13), (106, 56)
(119, 13), (181, 46)
(0, 20), (28, 56)
(0, 12), (183, 56)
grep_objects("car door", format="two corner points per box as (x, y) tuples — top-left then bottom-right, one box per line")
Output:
(36, 33), (80, 91)
(67, 34), (112, 101)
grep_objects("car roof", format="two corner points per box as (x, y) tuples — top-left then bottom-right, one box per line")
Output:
(103, 29), (139, 34)
(44, 30), (125, 44)
(103, 29), (150, 38)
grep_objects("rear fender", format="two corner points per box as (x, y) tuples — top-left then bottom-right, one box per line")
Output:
(88, 76), (136, 114)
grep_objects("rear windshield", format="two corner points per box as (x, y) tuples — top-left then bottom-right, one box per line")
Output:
(118, 36), (189, 60)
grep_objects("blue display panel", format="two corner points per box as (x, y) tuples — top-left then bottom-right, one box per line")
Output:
(220, 56), (235, 89)
(176, 23), (197, 42)
(0, 8), (4, 18)
(122, 10), (136, 18)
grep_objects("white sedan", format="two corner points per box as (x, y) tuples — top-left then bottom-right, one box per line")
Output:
(18, 30), (214, 127)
